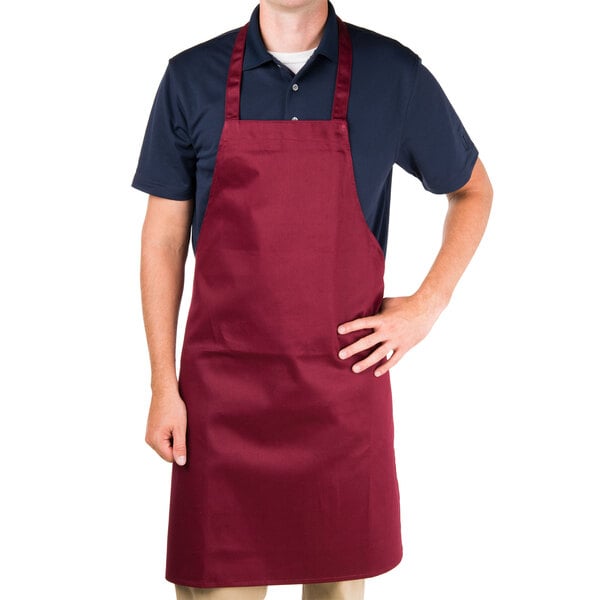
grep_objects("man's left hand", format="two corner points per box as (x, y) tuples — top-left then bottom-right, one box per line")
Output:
(337, 295), (444, 377)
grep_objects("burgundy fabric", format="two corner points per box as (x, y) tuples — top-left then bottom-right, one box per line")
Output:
(167, 17), (403, 587)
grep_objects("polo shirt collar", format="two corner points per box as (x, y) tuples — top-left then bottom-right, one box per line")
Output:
(243, 1), (339, 71)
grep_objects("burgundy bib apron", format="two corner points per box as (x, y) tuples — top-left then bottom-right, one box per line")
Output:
(168, 17), (402, 587)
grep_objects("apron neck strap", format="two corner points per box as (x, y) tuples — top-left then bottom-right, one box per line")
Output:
(331, 17), (352, 121)
(225, 16), (352, 121)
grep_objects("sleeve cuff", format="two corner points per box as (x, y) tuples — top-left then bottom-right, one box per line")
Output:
(131, 173), (194, 200)
(423, 147), (479, 195)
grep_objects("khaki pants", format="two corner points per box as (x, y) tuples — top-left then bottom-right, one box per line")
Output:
(175, 578), (365, 600)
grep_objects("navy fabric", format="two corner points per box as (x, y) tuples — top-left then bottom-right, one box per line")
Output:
(132, 1), (478, 256)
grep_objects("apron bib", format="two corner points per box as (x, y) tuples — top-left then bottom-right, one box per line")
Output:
(167, 17), (402, 587)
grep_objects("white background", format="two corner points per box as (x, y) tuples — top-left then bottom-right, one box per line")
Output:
(1, 1), (598, 598)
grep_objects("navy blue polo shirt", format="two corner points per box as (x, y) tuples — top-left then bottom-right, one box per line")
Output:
(132, 1), (478, 256)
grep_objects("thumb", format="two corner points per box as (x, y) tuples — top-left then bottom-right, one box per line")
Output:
(172, 425), (187, 466)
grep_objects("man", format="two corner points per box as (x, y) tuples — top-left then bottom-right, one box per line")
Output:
(132, 1), (493, 598)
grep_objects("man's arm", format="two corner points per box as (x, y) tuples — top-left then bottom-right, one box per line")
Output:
(337, 157), (493, 375)
(141, 195), (194, 465)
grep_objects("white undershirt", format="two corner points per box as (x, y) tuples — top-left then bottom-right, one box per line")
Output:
(268, 47), (318, 75)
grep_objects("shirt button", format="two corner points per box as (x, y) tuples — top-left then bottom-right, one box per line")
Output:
(291, 116), (299, 120)
(292, 83), (299, 91)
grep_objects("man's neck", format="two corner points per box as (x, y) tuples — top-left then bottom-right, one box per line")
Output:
(258, 0), (328, 53)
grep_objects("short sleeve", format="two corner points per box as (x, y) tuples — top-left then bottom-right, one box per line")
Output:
(395, 58), (478, 194)
(131, 60), (196, 200)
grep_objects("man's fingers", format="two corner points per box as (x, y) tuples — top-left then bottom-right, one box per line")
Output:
(145, 429), (174, 463)
(337, 315), (381, 335)
(350, 342), (393, 374)
(338, 331), (383, 359)
(145, 394), (188, 464)
(145, 428), (185, 464)
(172, 425), (187, 466)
